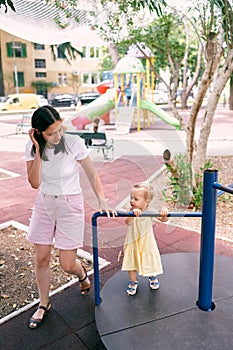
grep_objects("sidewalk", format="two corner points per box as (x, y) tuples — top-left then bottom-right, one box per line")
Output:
(1, 110), (233, 349)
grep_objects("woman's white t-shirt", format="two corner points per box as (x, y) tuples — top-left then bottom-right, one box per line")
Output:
(25, 134), (89, 195)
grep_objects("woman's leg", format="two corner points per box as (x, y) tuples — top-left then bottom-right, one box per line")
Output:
(59, 249), (90, 289)
(29, 244), (51, 321)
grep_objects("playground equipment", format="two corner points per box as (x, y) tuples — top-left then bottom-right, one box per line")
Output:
(68, 54), (181, 132)
(91, 169), (233, 349)
(113, 55), (181, 131)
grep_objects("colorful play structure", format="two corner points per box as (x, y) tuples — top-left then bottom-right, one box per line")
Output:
(70, 55), (181, 131)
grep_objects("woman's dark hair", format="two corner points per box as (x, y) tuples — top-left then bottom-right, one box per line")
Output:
(31, 105), (66, 160)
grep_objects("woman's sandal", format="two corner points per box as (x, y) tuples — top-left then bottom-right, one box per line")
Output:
(126, 280), (138, 296)
(28, 301), (51, 329)
(149, 276), (160, 290)
(79, 265), (91, 295)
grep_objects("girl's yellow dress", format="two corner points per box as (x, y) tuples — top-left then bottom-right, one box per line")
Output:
(121, 217), (163, 277)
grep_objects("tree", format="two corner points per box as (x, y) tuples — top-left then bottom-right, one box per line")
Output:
(66, 74), (81, 96)
(187, 0), (233, 179)
(3, 0), (232, 199)
(50, 42), (83, 65)
(0, 0), (15, 13)
(230, 73), (233, 109)
(88, 0), (233, 206)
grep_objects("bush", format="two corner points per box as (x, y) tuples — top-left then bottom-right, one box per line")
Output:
(163, 154), (214, 209)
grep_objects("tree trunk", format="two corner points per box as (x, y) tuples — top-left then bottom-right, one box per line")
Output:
(108, 42), (119, 67)
(230, 73), (233, 110)
(186, 32), (223, 165)
(0, 32), (4, 96)
(194, 49), (233, 176)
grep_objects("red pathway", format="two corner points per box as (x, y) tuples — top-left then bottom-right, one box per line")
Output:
(1, 150), (233, 259)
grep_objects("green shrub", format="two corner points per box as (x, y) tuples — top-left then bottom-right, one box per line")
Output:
(163, 154), (214, 209)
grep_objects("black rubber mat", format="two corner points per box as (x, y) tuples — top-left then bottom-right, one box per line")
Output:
(96, 253), (233, 350)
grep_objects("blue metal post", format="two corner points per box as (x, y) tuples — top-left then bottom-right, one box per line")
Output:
(92, 213), (101, 306)
(197, 169), (218, 311)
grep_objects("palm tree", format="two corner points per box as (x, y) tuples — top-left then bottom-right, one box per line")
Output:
(50, 42), (83, 65)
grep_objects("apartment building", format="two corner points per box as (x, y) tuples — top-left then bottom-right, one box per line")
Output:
(0, 25), (107, 98)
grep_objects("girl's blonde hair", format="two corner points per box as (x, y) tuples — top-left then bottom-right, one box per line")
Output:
(133, 182), (154, 201)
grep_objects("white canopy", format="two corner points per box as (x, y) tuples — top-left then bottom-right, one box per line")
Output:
(0, 0), (91, 44)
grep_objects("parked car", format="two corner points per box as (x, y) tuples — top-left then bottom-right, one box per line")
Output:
(0, 96), (7, 103)
(37, 95), (49, 106)
(78, 92), (100, 105)
(174, 89), (194, 104)
(146, 90), (169, 104)
(153, 90), (169, 104)
(50, 94), (76, 107)
(0, 93), (40, 111)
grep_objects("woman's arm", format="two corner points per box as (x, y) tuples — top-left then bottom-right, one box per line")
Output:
(26, 152), (42, 189)
(26, 129), (42, 189)
(79, 156), (114, 214)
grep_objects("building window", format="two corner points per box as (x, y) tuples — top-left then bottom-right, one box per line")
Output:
(58, 73), (62, 86)
(81, 46), (101, 59)
(90, 47), (95, 58)
(83, 73), (89, 84)
(82, 46), (86, 58)
(91, 73), (98, 84)
(82, 72), (100, 85)
(34, 43), (45, 50)
(95, 47), (100, 58)
(35, 72), (47, 78)
(13, 71), (24, 87)
(58, 73), (67, 86)
(35, 59), (46, 68)
(63, 73), (67, 86)
(6, 42), (27, 58)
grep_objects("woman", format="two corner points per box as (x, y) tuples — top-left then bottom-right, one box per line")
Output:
(25, 105), (113, 329)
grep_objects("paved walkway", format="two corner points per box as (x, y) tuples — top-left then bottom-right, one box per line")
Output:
(1, 108), (233, 349)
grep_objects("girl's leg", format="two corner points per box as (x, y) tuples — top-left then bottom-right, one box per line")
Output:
(29, 244), (51, 323)
(59, 249), (90, 290)
(127, 270), (138, 296)
(128, 270), (137, 282)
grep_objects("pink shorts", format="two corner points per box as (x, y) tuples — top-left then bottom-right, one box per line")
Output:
(27, 192), (84, 250)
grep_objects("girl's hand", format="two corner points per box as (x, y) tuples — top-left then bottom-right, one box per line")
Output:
(98, 198), (117, 218)
(158, 206), (169, 222)
(132, 208), (142, 217)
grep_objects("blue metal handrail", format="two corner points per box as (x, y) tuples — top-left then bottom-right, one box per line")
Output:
(92, 210), (202, 307)
(92, 170), (233, 311)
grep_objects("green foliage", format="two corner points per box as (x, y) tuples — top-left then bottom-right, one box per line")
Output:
(164, 154), (192, 207)
(50, 42), (83, 65)
(100, 0), (167, 14)
(31, 80), (53, 90)
(98, 47), (114, 72)
(212, 0), (233, 46)
(163, 154), (215, 209)
(193, 160), (214, 208)
(0, 0), (15, 13)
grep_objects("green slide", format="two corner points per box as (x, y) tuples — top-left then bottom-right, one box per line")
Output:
(77, 90), (115, 120)
(140, 99), (181, 130)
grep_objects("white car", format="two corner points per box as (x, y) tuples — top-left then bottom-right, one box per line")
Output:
(37, 95), (49, 106)
(153, 90), (169, 104)
(146, 90), (169, 104)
